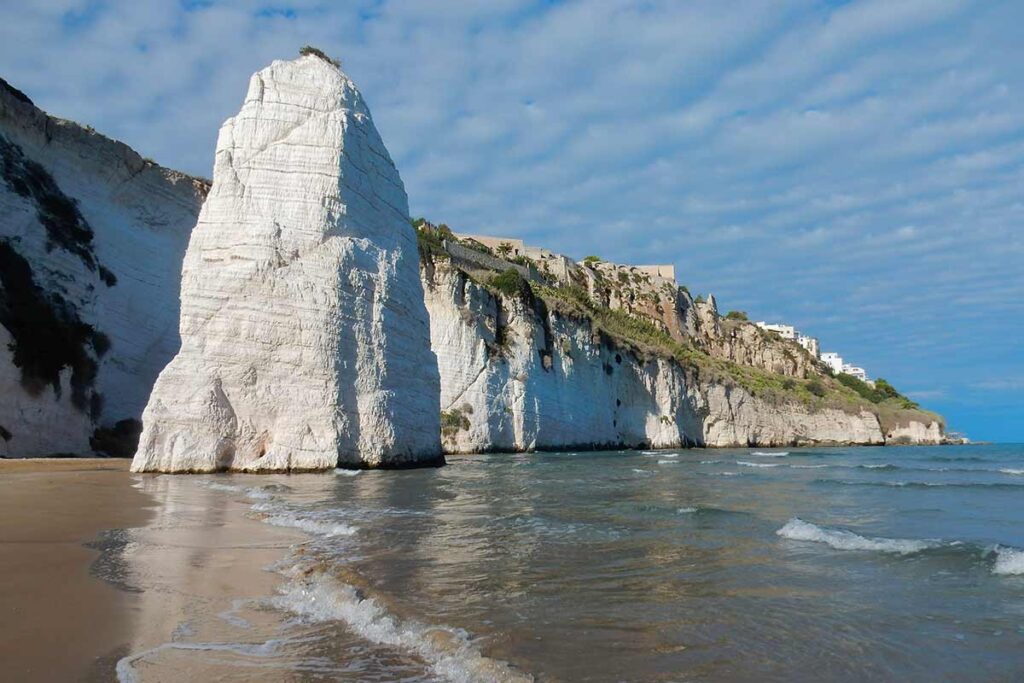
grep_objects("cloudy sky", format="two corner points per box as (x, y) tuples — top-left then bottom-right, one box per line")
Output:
(3, 0), (1021, 440)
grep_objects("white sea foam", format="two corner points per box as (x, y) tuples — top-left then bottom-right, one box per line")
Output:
(641, 450), (661, 456)
(676, 507), (698, 514)
(244, 487), (275, 500)
(713, 471), (740, 477)
(335, 468), (363, 476)
(791, 464), (828, 469)
(274, 572), (532, 683)
(261, 512), (356, 537)
(999, 468), (1024, 476)
(990, 546), (1024, 575)
(751, 451), (789, 457)
(117, 638), (302, 683)
(657, 459), (678, 465)
(737, 461), (782, 468)
(776, 518), (936, 555)
(206, 482), (242, 492)
(204, 481), (279, 501)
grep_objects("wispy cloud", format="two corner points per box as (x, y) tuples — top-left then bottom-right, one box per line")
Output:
(1, 0), (1021, 440)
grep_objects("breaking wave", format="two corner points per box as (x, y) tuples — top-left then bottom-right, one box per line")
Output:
(335, 468), (363, 477)
(777, 518), (938, 554)
(117, 636), (320, 683)
(751, 451), (790, 457)
(262, 513), (356, 537)
(737, 461), (783, 468)
(990, 546), (1024, 576)
(816, 479), (1024, 490)
(999, 468), (1024, 476)
(778, 519), (1024, 576)
(274, 566), (532, 683)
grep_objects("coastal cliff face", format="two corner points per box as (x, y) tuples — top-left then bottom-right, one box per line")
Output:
(0, 78), (207, 458)
(0, 56), (945, 461)
(422, 257), (931, 451)
(132, 55), (440, 472)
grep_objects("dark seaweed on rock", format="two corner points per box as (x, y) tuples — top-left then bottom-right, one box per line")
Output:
(89, 418), (142, 457)
(0, 134), (114, 287)
(0, 239), (104, 413)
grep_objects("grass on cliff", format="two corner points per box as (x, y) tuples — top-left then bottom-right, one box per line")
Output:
(530, 281), (934, 419)
(418, 225), (933, 423)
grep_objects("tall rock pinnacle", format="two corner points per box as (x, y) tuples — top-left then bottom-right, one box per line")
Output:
(132, 52), (442, 472)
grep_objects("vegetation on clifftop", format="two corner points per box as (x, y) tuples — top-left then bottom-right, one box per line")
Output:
(416, 215), (938, 428)
(299, 45), (341, 68)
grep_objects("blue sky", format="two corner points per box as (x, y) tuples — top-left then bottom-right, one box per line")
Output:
(2, 0), (1021, 441)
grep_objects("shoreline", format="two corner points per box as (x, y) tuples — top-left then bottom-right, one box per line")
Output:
(0, 459), (306, 681)
(0, 459), (153, 681)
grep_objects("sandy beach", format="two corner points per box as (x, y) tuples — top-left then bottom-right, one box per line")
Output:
(0, 459), (150, 681)
(0, 459), (304, 682)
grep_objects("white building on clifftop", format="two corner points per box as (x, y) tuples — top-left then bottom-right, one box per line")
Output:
(755, 321), (822, 359)
(756, 322), (797, 340)
(821, 352), (844, 374)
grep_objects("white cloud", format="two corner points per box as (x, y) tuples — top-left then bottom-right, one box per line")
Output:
(1, 0), (1021, 438)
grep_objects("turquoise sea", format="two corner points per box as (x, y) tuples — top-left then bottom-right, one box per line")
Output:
(116, 444), (1024, 681)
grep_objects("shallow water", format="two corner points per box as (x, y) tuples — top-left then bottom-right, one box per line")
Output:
(117, 445), (1024, 682)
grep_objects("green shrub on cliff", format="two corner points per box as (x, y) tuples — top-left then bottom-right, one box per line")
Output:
(873, 377), (919, 408)
(490, 269), (532, 300)
(807, 380), (827, 398)
(299, 45), (341, 67)
(725, 310), (748, 321)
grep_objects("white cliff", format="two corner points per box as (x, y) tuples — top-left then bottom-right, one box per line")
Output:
(0, 77), (207, 457)
(882, 418), (944, 445)
(132, 54), (440, 472)
(421, 257), (936, 451)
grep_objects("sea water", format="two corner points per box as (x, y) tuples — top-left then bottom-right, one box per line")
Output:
(117, 444), (1024, 681)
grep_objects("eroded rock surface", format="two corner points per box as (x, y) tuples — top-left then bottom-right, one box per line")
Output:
(0, 77), (207, 457)
(132, 55), (440, 472)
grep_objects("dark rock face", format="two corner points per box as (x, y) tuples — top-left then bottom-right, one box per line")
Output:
(0, 237), (107, 413)
(90, 418), (143, 457)
(0, 134), (113, 283)
(0, 239), (105, 415)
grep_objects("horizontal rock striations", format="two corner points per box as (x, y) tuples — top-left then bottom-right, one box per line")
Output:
(131, 54), (441, 472)
(0, 77), (207, 457)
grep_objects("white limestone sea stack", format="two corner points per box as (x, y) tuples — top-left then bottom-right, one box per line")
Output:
(132, 54), (441, 472)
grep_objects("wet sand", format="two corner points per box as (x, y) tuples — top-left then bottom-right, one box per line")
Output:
(0, 459), (150, 681)
(0, 459), (304, 682)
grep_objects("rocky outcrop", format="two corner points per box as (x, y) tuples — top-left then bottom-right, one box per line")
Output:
(883, 418), (944, 445)
(422, 257), (932, 451)
(425, 262), (693, 451)
(543, 258), (820, 379)
(0, 77), (207, 457)
(696, 383), (884, 446)
(132, 55), (440, 472)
